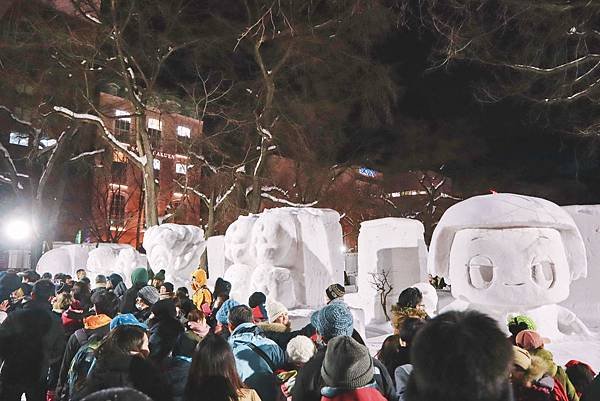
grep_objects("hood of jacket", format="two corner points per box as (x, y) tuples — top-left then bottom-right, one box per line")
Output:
(258, 322), (290, 333)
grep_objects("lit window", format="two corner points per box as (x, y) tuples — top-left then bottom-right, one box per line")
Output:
(109, 192), (127, 226)
(9, 132), (28, 147)
(153, 158), (161, 170)
(112, 151), (127, 163)
(390, 192), (402, 198)
(39, 138), (57, 148)
(175, 163), (188, 175)
(114, 110), (131, 142)
(115, 110), (131, 122)
(147, 118), (162, 148)
(177, 126), (191, 138)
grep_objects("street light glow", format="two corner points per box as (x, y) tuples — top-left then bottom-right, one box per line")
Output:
(4, 219), (31, 241)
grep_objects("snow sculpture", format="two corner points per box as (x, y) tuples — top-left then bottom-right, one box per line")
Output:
(143, 224), (206, 290)
(36, 244), (92, 277)
(222, 208), (344, 308)
(115, 248), (147, 286)
(429, 193), (593, 340)
(223, 215), (259, 303)
(345, 218), (428, 324)
(86, 245), (147, 286)
(207, 235), (228, 286)
(561, 205), (600, 325)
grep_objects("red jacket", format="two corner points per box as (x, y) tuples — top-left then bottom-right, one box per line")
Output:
(321, 386), (388, 401)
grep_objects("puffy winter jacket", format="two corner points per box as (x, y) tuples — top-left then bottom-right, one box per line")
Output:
(229, 322), (286, 401)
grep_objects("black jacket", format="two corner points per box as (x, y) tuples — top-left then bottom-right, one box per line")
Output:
(120, 283), (145, 314)
(0, 299), (66, 388)
(291, 346), (397, 401)
(148, 317), (184, 362)
(81, 351), (172, 401)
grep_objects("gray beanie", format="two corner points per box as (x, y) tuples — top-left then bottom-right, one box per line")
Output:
(138, 285), (160, 305)
(321, 336), (373, 389)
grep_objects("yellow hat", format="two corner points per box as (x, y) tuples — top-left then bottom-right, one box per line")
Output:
(513, 346), (531, 370)
(192, 269), (207, 286)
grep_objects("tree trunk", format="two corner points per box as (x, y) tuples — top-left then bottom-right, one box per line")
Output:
(135, 115), (159, 227)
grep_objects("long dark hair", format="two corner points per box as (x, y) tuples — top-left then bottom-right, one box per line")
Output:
(96, 325), (147, 359)
(184, 334), (245, 401)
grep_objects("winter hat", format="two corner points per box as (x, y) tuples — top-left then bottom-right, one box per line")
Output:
(321, 336), (373, 388)
(0, 272), (21, 292)
(249, 292), (267, 308)
(110, 313), (148, 331)
(318, 301), (354, 340)
(108, 273), (123, 288)
(266, 298), (288, 323)
(325, 284), (345, 302)
(131, 268), (149, 286)
(287, 335), (316, 364)
(515, 330), (549, 351)
(214, 277), (232, 297)
(192, 269), (207, 286)
(513, 346), (532, 370)
(216, 299), (240, 325)
(151, 298), (177, 320)
(154, 269), (166, 281)
(508, 315), (536, 331)
(95, 274), (107, 285)
(310, 310), (322, 332)
(138, 285), (160, 305)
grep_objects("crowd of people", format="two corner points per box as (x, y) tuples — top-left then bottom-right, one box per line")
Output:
(0, 266), (599, 401)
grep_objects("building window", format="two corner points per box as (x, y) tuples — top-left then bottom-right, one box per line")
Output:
(147, 118), (162, 148)
(114, 110), (131, 143)
(9, 132), (28, 147)
(175, 163), (188, 175)
(111, 162), (127, 185)
(153, 158), (161, 170)
(109, 193), (126, 226)
(176, 125), (191, 150)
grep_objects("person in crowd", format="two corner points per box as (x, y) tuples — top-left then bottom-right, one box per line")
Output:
(292, 302), (395, 401)
(152, 269), (166, 289)
(52, 291), (73, 316)
(321, 336), (389, 401)
(325, 283), (345, 304)
(258, 297), (316, 350)
(394, 318), (427, 400)
(56, 289), (119, 401)
(62, 281), (92, 337)
(8, 281), (32, 312)
(147, 298), (184, 362)
(64, 274), (74, 288)
(106, 273), (127, 298)
(516, 330), (579, 401)
(19, 269), (41, 292)
(0, 271), (21, 302)
(376, 335), (402, 382)
(390, 287), (428, 335)
(191, 268), (212, 314)
(161, 282), (175, 299)
(93, 274), (108, 293)
(121, 267), (150, 314)
(80, 324), (172, 400)
(184, 333), (261, 401)
(177, 296), (195, 326)
(215, 298), (240, 339)
(174, 308), (211, 358)
(508, 315), (537, 345)
(177, 286), (190, 300)
(404, 310), (513, 401)
(42, 272), (53, 280)
(278, 335), (317, 400)
(0, 279), (66, 401)
(249, 291), (268, 322)
(76, 269), (87, 281)
(565, 361), (596, 398)
(511, 346), (556, 401)
(135, 285), (160, 322)
(228, 304), (286, 401)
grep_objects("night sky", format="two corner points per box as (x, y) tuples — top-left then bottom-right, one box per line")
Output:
(346, 28), (600, 205)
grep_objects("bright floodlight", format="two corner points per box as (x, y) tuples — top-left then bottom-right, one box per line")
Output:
(4, 219), (31, 241)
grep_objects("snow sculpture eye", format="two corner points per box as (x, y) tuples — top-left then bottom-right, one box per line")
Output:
(531, 259), (555, 289)
(467, 255), (494, 289)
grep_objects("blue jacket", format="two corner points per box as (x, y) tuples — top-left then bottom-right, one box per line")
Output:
(228, 323), (286, 401)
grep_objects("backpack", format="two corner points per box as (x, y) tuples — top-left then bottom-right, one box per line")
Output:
(66, 336), (102, 401)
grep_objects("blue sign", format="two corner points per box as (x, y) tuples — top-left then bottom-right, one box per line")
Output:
(358, 167), (378, 177)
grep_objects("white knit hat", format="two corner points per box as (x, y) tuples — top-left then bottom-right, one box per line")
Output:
(286, 335), (316, 364)
(266, 297), (288, 323)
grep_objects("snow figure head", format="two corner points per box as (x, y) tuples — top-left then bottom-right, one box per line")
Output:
(252, 211), (298, 267)
(143, 224), (206, 288)
(224, 215), (258, 266)
(428, 193), (587, 308)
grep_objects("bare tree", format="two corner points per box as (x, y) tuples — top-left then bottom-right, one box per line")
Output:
(369, 270), (394, 321)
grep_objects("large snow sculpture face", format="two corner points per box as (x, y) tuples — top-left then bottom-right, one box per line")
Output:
(224, 216), (257, 265)
(449, 228), (570, 307)
(252, 213), (297, 266)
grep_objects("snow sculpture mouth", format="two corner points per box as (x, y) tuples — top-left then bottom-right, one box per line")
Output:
(503, 282), (526, 287)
